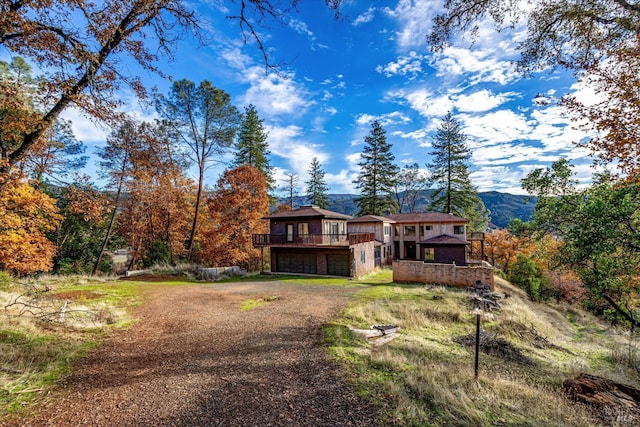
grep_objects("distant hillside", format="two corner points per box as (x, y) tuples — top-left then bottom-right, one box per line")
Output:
(478, 191), (537, 229)
(285, 191), (536, 229)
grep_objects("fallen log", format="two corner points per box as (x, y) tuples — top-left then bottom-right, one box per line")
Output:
(563, 373), (640, 424)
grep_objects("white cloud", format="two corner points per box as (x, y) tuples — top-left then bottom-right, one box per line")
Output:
(470, 165), (528, 194)
(266, 124), (328, 178)
(352, 7), (376, 26)
(60, 109), (109, 145)
(376, 51), (425, 78)
(391, 128), (429, 145)
(326, 168), (358, 193)
(220, 45), (253, 70)
(431, 46), (518, 85)
(289, 19), (314, 39)
(355, 111), (412, 127)
(455, 90), (516, 113)
(461, 110), (534, 145)
(383, 0), (440, 49)
(241, 67), (312, 117)
(402, 87), (453, 117)
(390, 87), (516, 120)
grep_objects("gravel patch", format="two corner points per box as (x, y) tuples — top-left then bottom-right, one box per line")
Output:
(6, 281), (384, 426)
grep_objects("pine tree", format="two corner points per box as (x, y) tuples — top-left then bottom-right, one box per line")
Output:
(353, 120), (399, 216)
(427, 112), (489, 231)
(232, 104), (274, 191)
(305, 157), (329, 208)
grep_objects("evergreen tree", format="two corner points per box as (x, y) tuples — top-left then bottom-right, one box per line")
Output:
(427, 112), (489, 231)
(353, 120), (399, 216)
(305, 157), (329, 208)
(232, 104), (274, 191)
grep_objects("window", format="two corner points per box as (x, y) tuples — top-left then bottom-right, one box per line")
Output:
(421, 225), (433, 236)
(297, 222), (308, 235)
(384, 225), (391, 236)
(374, 246), (381, 259)
(394, 225), (400, 236)
(424, 247), (435, 260)
(360, 251), (366, 264)
(404, 225), (416, 236)
(286, 224), (294, 242)
(453, 225), (464, 235)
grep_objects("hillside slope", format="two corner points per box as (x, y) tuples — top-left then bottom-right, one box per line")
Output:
(325, 272), (640, 426)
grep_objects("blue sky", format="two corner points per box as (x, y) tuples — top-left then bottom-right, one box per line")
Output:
(55, 0), (599, 195)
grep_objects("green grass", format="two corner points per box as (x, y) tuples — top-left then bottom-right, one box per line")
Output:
(0, 275), (152, 415)
(240, 295), (279, 311)
(4, 269), (638, 425)
(324, 273), (640, 426)
(220, 272), (361, 287)
(0, 328), (96, 412)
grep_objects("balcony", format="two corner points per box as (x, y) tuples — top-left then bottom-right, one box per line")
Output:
(466, 232), (485, 241)
(252, 233), (375, 248)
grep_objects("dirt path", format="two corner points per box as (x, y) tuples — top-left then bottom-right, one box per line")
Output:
(7, 281), (384, 426)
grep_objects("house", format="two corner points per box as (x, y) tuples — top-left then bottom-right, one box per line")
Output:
(252, 206), (376, 277)
(387, 212), (494, 288)
(347, 215), (395, 266)
(386, 212), (470, 265)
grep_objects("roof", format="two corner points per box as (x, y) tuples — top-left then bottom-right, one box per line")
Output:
(386, 212), (469, 224)
(419, 234), (470, 246)
(263, 205), (353, 221)
(347, 215), (395, 224)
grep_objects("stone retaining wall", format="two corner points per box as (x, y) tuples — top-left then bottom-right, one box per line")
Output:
(393, 260), (494, 289)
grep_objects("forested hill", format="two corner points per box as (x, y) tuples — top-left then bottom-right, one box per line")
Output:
(287, 191), (536, 229)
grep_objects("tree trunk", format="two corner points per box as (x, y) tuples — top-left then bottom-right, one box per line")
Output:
(92, 152), (128, 276)
(186, 168), (204, 261)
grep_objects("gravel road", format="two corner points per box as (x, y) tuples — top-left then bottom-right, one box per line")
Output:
(6, 281), (385, 427)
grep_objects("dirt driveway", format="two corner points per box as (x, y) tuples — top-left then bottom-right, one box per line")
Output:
(7, 281), (384, 426)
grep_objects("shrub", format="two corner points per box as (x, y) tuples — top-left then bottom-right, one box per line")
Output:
(509, 254), (551, 301)
(0, 270), (12, 290)
(143, 240), (171, 268)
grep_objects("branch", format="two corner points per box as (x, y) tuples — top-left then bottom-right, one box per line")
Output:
(601, 293), (640, 329)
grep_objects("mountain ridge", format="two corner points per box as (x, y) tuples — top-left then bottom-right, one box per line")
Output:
(286, 191), (536, 229)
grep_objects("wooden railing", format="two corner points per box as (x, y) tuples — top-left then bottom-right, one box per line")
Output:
(348, 232), (375, 245)
(252, 233), (374, 247)
(467, 232), (485, 241)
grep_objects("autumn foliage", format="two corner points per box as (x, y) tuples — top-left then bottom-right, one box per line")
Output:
(485, 229), (532, 275)
(0, 177), (62, 274)
(200, 165), (269, 271)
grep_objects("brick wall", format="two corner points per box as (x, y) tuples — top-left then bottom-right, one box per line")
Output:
(393, 260), (494, 289)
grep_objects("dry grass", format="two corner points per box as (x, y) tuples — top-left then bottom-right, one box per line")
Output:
(328, 272), (640, 426)
(0, 274), (141, 413)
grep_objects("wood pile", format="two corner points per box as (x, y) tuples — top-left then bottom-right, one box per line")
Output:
(563, 373), (640, 424)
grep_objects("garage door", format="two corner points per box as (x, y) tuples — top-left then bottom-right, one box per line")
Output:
(327, 253), (350, 276)
(277, 252), (317, 274)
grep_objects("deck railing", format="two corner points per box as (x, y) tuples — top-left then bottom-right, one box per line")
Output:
(252, 233), (374, 247)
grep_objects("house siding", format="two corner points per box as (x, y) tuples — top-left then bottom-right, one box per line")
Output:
(348, 220), (393, 266)
(422, 245), (468, 266)
(351, 240), (376, 278)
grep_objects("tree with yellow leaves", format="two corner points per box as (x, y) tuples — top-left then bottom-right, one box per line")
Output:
(0, 177), (62, 274)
